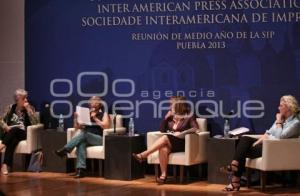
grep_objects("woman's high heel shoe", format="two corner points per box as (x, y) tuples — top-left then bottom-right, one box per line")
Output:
(156, 175), (167, 185)
(132, 153), (146, 163)
(219, 163), (238, 175)
(223, 179), (241, 192)
(1, 164), (8, 175)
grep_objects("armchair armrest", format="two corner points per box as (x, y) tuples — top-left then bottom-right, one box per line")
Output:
(102, 127), (126, 147)
(147, 131), (164, 149)
(103, 127), (126, 136)
(147, 131), (210, 164)
(261, 138), (300, 171)
(185, 132), (209, 165)
(27, 124), (44, 152)
(67, 128), (81, 142)
(67, 127), (126, 143)
(243, 134), (263, 139)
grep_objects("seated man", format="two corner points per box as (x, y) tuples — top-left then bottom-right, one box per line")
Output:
(0, 89), (38, 175)
(55, 96), (110, 178)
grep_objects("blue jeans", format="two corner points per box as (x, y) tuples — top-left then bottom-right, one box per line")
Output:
(64, 130), (102, 169)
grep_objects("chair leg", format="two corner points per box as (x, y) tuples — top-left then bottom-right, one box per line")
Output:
(186, 166), (190, 183)
(91, 159), (95, 174)
(281, 171), (286, 187)
(198, 163), (207, 180)
(198, 163), (203, 180)
(297, 171), (300, 188)
(99, 160), (104, 177)
(260, 171), (267, 191)
(22, 154), (30, 171)
(154, 164), (159, 180)
(246, 168), (252, 188)
(173, 165), (177, 182)
(179, 165), (184, 184)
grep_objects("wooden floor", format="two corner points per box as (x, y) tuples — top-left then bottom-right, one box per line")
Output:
(0, 172), (300, 196)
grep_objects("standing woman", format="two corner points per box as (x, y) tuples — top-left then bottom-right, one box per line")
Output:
(220, 95), (300, 191)
(133, 96), (199, 184)
(0, 89), (38, 175)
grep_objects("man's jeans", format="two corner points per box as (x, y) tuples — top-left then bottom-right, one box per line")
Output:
(64, 130), (102, 169)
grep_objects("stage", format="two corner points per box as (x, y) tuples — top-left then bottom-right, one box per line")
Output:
(0, 172), (299, 195)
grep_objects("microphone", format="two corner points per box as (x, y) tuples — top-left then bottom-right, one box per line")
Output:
(224, 110), (234, 121)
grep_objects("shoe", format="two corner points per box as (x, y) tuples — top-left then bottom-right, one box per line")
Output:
(156, 175), (167, 185)
(132, 153), (146, 163)
(74, 169), (86, 178)
(69, 171), (78, 177)
(54, 148), (69, 158)
(223, 178), (241, 192)
(1, 164), (8, 175)
(219, 163), (238, 175)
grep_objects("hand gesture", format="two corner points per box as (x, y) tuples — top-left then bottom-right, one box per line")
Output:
(276, 113), (284, 123)
(91, 112), (97, 119)
(165, 110), (173, 119)
(4, 125), (11, 133)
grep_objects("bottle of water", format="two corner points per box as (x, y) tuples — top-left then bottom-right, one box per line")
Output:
(223, 119), (230, 138)
(58, 114), (64, 132)
(128, 118), (134, 136)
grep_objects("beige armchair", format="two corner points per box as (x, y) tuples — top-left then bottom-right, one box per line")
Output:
(67, 114), (126, 174)
(147, 118), (209, 183)
(245, 135), (300, 190)
(0, 124), (43, 154)
(0, 112), (43, 169)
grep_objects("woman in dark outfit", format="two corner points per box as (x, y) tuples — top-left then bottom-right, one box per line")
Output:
(0, 89), (38, 175)
(133, 96), (199, 184)
(220, 95), (300, 192)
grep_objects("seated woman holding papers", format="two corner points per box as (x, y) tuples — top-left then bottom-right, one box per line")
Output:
(55, 96), (110, 178)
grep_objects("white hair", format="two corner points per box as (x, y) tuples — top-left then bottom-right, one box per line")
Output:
(14, 89), (28, 98)
(280, 95), (299, 115)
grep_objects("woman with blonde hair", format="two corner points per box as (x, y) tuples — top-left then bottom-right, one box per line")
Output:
(220, 95), (300, 191)
(55, 96), (110, 178)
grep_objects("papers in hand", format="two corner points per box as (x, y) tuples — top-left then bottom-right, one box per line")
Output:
(163, 128), (196, 139)
(76, 106), (92, 126)
(9, 124), (24, 129)
(228, 127), (250, 136)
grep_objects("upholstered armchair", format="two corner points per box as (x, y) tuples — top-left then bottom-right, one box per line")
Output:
(67, 114), (126, 175)
(245, 135), (300, 191)
(0, 124), (43, 154)
(0, 112), (44, 169)
(147, 118), (209, 183)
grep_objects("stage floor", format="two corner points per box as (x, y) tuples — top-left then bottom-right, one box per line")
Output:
(0, 172), (300, 196)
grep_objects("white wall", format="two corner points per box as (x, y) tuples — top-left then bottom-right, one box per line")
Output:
(0, 0), (25, 113)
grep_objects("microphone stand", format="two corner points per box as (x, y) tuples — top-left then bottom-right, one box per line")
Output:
(113, 112), (117, 134)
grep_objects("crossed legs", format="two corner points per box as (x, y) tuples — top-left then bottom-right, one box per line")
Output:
(222, 136), (262, 191)
(136, 135), (172, 179)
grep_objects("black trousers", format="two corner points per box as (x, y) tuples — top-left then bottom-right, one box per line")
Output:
(2, 127), (26, 167)
(233, 136), (262, 177)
